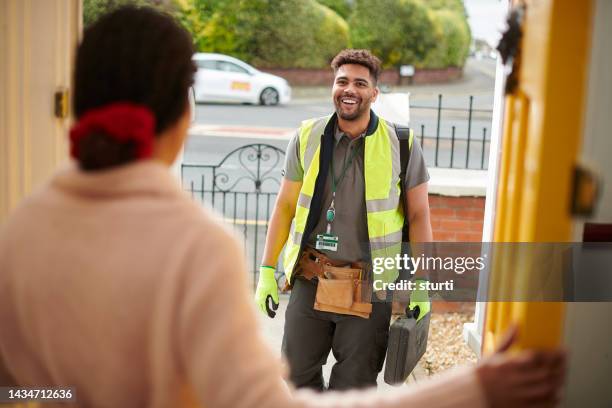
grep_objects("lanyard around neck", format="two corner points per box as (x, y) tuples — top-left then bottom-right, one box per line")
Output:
(330, 140), (362, 194)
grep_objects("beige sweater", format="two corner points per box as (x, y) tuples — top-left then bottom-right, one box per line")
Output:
(0, 161), (486, 408)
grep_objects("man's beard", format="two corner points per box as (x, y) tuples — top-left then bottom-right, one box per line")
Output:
(335, 98), (369, 121)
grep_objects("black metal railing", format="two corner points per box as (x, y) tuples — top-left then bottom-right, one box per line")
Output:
(411, 94), (492, 170)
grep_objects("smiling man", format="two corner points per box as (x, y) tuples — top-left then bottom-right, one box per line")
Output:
(255, 49), (432, 390)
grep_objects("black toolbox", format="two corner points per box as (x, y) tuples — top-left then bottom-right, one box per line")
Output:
(384, 310), (431, 385)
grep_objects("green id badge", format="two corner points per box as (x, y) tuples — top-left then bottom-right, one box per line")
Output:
(315, 233), (339, 252)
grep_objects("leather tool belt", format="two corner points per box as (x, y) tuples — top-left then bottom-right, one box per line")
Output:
(294, 247), (373, 319)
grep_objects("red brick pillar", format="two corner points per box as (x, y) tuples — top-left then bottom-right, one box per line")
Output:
(429, 194), (485, 242)
(428, 194), (485, 313)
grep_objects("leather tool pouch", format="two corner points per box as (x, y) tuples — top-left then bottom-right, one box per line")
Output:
(313, 264), (373, 319)
(315, 276), (354, 309)
(295, 248), (373, 318)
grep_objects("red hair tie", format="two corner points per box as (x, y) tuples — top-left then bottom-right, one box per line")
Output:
(69, 102), (156, 160)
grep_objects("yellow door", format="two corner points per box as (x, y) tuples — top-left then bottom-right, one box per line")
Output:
(484, 0), (594, 352)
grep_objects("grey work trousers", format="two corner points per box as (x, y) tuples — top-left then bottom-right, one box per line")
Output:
(281, 277), (392, 391)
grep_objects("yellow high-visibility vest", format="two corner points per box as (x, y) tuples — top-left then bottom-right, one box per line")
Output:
(283, 112), (413, 285)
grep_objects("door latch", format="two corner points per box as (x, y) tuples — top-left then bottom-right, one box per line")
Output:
(54, 88), (69, 119)
(571, 164), (601, 217)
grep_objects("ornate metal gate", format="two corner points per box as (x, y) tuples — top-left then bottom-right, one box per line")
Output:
(181, 144), (286, 289)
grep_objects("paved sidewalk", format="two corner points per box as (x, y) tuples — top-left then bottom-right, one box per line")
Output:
(190, 123), (294, 139)
(256, 295), (428, 393)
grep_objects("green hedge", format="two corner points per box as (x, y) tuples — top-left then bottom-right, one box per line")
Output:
(83, 0), (166, 27)
(311, 3), (351, 67)
(349, 0), (471, 69)
(349, 0), (436, 68)
(420, 9), (471, 68)
(423, 0), (467, 13)
(186, 0), (471, 69)
(315, 0), (354, 19)
(194, 0), (349, 69)
(85, 0), (471, 70)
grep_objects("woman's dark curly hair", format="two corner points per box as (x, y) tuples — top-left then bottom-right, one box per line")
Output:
(73, 5), (195, 171)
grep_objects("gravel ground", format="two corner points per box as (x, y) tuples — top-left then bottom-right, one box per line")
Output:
(419, 312), (478, 377)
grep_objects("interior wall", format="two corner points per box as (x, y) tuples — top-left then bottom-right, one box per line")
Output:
(0, 0), (81, 222)
(563, 0), (612, 406)
(573, 0), (612, 232)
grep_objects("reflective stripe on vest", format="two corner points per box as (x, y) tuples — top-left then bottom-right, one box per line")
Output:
(283, 116), (413, 285)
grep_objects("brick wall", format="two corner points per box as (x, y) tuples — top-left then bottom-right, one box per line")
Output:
(428, 194), (485, 314)
(429, 194), (485, 242)
(260, 66), (464, 87)
(411, 67), (464, 84)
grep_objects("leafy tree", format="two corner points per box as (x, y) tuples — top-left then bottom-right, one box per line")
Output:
(173, 0), (221, 50)
(83, 0), (166, 27)
(425, 0), (467, 14)
(89, 0), (471, 70)
(421, 8), (471, 68)
(349, 0), (436, 68)
(440, 9), (471, 66)
(201, 0), (349, 68)
(315, 0), (354, 19)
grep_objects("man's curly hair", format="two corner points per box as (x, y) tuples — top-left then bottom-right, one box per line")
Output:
(331, 49), (382, 84)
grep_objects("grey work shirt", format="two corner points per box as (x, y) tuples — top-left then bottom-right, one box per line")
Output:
(282, 121), (430, 264)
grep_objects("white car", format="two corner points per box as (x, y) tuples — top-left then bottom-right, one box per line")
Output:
(192, 53), (291, 106)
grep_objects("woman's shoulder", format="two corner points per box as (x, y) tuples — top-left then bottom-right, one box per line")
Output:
(0, 179), (56, 237)
(174, 196), (242, 252)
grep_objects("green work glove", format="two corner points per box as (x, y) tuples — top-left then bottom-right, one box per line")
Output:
(408, 279), (431, 322)
(255, 266), (279, 318)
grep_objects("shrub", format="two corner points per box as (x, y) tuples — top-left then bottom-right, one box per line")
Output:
(349, 0), (436, 68)
(173, 0), (217, 50)
(172, 0), (471, 70)
(421, 9), (471, 68)
(425, 0), (467, 14)
(200, 0), (349, 68)
(299, 2), (350, 68)
(315, 0), (354, 19)
(83, 0), (165, 27)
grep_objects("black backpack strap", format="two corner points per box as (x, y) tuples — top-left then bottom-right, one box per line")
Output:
(394, 124), (412, 241)
(394, 124), (414, 287)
